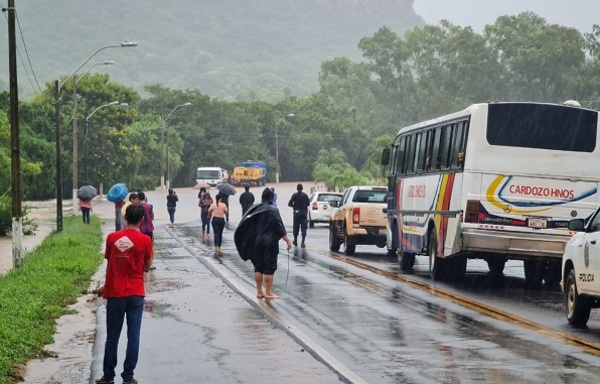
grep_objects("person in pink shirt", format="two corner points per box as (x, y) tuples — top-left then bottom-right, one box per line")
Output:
(208, 194), (228, 254)
(79, 198), (93, 224)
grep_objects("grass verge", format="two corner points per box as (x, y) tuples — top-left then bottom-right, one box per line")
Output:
(0, 216), (103, 384)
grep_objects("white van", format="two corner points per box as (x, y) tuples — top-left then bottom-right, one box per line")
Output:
(196, 167), (228, 187)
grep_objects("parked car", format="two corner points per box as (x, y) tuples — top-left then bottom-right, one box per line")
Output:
(329, 186), (388, 255)
(308, 192), (343, 228)
(562, 207), (600, 326)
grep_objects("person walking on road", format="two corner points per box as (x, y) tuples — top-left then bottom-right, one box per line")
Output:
(79, 198), (93, 224)
(137, 192), (156, 270)
(208, 193), (228, 254)
(166, 188), (178, 228)
(234, 188), (292, 299)
(239, 185), (255, 216)
(288, 183), (310, 247)
(200, 192), (213, 237)
(96, 204), (153, 384)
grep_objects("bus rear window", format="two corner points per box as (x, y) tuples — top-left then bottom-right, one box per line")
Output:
(486, 103), (597, 152)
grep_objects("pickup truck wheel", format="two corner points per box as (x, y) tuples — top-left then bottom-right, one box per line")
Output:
(328, 225), (341, 252)
(565, 268), (591, 326)
(398, 251), (415, 272)
(544, 260), (562, 287)
(428, 232), (445, 281)
(344, 233), (356, 256)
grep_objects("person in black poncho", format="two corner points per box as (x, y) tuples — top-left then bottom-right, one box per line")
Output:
(234, 188), (292, 299)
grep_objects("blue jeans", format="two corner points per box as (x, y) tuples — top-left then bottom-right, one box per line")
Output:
(103, 296), (145, 381)
(167, 206), (176, 224)
(201, 211), (210, 234)
(81, 208), (91, 224)
(212, 217), (225, 246)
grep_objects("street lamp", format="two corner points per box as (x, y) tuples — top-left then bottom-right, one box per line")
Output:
(161, 103), (192, 190)
(71, 60), (115, 216)
(54, 41), (137, 231)
(275, 113), (295, 184)
(84, 101), (123, 184)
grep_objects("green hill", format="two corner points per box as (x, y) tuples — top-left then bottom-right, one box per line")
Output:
(1, 0), (423, 100)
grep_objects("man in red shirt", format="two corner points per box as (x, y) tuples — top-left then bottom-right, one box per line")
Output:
(96, 204), (153, 384)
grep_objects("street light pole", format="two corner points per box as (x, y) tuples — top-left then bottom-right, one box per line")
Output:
(161, 103), (191, 189)
(54, 42), (136, 231)
(275, 113), (294, 184)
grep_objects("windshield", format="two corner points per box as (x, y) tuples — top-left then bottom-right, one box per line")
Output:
(486, 103), (597, 152)
(196, 170), (220, 179)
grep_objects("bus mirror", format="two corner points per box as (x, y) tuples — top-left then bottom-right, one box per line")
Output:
(381, 148), (390, 166)
(568, 219), (585, 231)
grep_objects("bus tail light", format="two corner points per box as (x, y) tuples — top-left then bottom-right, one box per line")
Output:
(465, 200), (480, 223)
(353, 207), (360, 225)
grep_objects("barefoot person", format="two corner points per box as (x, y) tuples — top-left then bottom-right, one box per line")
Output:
(234, 188), (292, 299)
(96, 204), (153, 384)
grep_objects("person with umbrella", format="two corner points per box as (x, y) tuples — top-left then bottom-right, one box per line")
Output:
(234, 188), (292, 299)
(78, 198), (93, 224)
(216, 183), (236, 222)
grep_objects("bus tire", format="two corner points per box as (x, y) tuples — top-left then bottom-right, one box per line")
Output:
(565, 268), (591, 326)
(448, 256), (467, 282)
(544, 260), (562, 287)
(524, 260), (544, 288)
(398, 251), (415, 272)
(428, 232), (445, 281)
(487, 259), (506, 276)
(328, 224), (341, 252)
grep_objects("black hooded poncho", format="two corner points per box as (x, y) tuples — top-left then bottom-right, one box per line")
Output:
(234, 202), (287, 262)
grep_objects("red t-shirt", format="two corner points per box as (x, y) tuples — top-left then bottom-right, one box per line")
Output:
(103, 228), (153, 298)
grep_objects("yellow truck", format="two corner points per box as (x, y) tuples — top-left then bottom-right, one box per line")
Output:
(232, 160), (267, 186)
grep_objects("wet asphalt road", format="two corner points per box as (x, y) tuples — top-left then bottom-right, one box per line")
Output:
(152, 185), (600, 383)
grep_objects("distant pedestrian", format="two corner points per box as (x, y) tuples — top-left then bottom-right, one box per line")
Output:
(288, 183), (310, 247)
(208, 194), (228, 254)
(221, 193), (230, 223)
(137, 192), (156, 270)
(166, 189), (178, 228)
(96, 204), (153, 384)
(121, 192), (139, 220)
(271, 187), (278, 206)
(234, 187), (292, 299)
(114, 199), (126, 231)
(239, 185), (255, 216)
(200, 192), (213, 237)
(79, 198), (93, 224)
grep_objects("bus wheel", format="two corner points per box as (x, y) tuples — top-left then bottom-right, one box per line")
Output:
(448, 256), (467, 282)
(544, 260), (562, 288)
(524, 260), (544, 288)
(565, 268), (591, 326)
(398, 251), (415, 272)
(428, 233), (445, 281)
(328, 224), (341, 252)
(487, 259), (506, 276)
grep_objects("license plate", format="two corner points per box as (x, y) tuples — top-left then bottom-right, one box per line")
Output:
(528, 218), (547, 228)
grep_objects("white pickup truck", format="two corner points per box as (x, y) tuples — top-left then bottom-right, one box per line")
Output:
(562, 207), (600, 326)
(328, 186), (388, 255)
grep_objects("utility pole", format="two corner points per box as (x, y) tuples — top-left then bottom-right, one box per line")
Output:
(72, 81), (78, 215)
(55, 81), (63, 232)
(8, 0), (23, 267)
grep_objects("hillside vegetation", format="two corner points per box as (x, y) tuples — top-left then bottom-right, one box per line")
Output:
(1, 0), (422, 100)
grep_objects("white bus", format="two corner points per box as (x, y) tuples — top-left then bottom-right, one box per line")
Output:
(381, 102), (600, 286)
(196, 167), (228, 187)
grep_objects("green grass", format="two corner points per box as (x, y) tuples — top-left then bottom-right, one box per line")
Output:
(0, 216), (103, 384)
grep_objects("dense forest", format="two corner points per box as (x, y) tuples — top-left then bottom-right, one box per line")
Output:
(1, 13), (600, 234)
(0, 0), (422, 101)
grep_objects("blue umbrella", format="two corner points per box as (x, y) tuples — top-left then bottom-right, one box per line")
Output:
(107, 183), (129, 203)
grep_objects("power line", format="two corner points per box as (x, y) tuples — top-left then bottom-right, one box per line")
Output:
(15, 9), (43, 93)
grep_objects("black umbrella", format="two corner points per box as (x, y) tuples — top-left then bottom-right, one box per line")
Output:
(77, 185), (97, 201)
(216, 183), (236, 196)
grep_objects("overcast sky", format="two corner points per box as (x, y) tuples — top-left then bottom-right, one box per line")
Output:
(413, 0), (599, 33)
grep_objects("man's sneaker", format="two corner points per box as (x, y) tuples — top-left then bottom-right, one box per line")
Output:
(293, 240), (298, 247)
(301, 242), (306, 248)
(95, 377), (114, 384)
(123, 379), (138, 384)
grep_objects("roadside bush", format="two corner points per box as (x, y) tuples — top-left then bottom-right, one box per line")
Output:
(0, 196), (36, 237)
(0, 216), (103, 383)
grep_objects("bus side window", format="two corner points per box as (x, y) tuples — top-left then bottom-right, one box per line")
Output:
(406, 134), (416, 174)
(439, 125), (452, 169)
(417, 130), (430, 173)
(451, 121), (467, 168)
(396, 136), (406, 175)
(430, 127), (442, 172)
